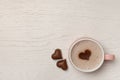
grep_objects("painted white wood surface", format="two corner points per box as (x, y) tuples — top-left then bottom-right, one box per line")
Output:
(0, 0), (119, 80)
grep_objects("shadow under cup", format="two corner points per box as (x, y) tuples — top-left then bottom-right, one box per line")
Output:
(69, 37), (114, 72)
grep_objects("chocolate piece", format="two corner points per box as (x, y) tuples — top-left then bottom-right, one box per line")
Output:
(51, 49), (63, 60)
(57, 59), (68, 70)
(79, 49), (91, 60)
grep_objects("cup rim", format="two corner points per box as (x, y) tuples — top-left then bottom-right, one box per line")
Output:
(68, 37), (104, 72)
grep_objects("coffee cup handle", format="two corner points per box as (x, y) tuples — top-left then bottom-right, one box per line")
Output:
(104, 54), (115, 60)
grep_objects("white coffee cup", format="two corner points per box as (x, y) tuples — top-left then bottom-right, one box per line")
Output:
(69, 37), (115, 72)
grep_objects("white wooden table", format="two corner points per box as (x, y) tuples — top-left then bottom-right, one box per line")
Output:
(0, 0), (119, 80)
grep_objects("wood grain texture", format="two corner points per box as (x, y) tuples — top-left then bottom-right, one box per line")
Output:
(0, 0), (120, 80)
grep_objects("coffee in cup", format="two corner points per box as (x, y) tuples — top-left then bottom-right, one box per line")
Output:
(69, 37), (115, 72)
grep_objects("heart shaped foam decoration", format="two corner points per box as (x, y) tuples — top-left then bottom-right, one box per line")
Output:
(79, 49), (91, 60)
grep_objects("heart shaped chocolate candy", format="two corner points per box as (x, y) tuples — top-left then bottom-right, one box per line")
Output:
(51, 49), (62, 60)
(56, 59), (68, 70)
